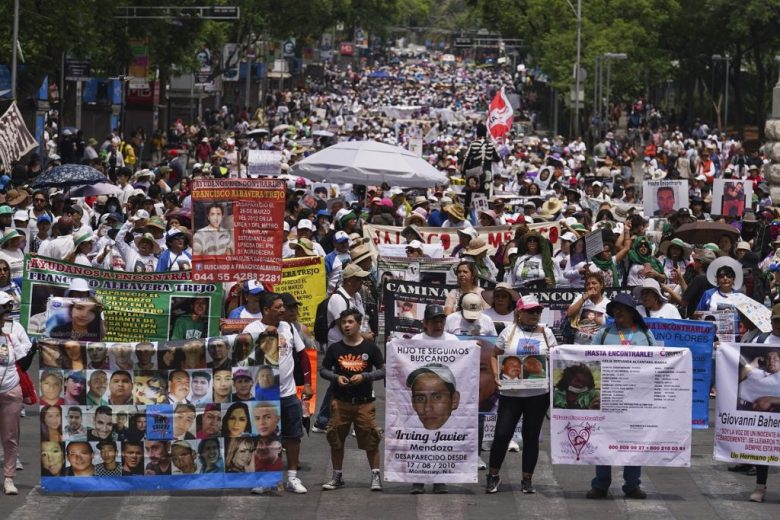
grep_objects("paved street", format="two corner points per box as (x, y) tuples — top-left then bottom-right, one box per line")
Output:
(1, 360), (779, 520)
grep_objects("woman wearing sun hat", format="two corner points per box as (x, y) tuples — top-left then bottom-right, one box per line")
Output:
(0, 228), (24, 281)
(658, 237), (692, 295)
(696, 256), (746, 311)
(66, 229), (95, 266)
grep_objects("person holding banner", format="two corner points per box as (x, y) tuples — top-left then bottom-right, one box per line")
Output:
(587, 294), (656, 500)
(244, 292), (312, 495)
(567, 271), (610, 345)
(509, 232), (555, 288)
(486, 295), (556, 494)
(444, 261), (485, 315)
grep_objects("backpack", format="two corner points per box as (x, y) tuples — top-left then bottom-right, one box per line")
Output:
(313, 292), (350, 344)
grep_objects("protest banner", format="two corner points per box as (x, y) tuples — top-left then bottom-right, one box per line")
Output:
(377, 243), (445, 258)
(714, 343), (780, 467)
(711, 178), (753, 218)
(385, 339), (479, 483)
(378, 256), (458, 286)
(37, 335), (283, 492)
(383, 280), (450, 340)
(534, 166), (554, 191)
(0, 102), (38, 172)
(21, 256), (221, 342)
(643, 180), (688, 218)
(247, 149), (282, 177)
(191, 178), (285, 283)
(693, 309), (739, 342)
(735, 299), (771, 333)
(550, 345), (692, 467)
(273, 256), (326, 330)
(364, 221), (561, 257)
(644, 318), (715, 428)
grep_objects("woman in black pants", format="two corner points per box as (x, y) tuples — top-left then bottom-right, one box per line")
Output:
(486, 295), (556, 494)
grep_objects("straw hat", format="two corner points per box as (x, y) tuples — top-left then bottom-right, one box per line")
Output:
(540, 197), (563, 218)
(658, 238), (692, 258)
(444, 204), (465, 222)
(463, 237), (489, 256)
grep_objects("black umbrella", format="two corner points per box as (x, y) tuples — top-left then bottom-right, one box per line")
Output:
(673, 221), (740, 246)
(31, 164), (108, 190)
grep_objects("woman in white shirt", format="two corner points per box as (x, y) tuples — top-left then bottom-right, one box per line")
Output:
(481, 283), (519, 333)
(0, 229), (24, 281)
(486, 295), (556, 494)
(634, 279), (681, 319)
(510, 232), (555, 288)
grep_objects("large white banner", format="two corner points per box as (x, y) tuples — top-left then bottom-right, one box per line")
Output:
(550, 345), (692, 467)
(384, 340), (479, 483)
(714, 343), (780, 466)
(364, 221), (561, 256)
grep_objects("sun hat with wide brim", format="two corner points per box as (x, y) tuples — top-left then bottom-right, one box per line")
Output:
(632, 278), (667, 303)
(444, 204), (465, 222)
(0, 228), (21, 246)
(482, 282), (520, 307)
(293, 237), (317, 256)
(658, 238), (692, 258)
(706, 256), (744, 290)
(463, 237), (490, 256)
(540, 197), (563, 217)
(133, 232), (161, 255)
(606, 293), (647, 330)
(72, 229), (95, 248)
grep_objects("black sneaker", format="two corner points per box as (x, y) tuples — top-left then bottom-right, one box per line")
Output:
(624, 487), (647, 499)
(410, 483), (425, 495)
(586, 487), (608, 499)
(486, 474), (501, 494)
(521, 479), (536, 494)
(432, 483), (448, 494)
(322, 474), (345, 490)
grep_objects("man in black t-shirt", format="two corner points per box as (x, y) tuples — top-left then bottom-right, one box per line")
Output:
(320, 308), (385, 492)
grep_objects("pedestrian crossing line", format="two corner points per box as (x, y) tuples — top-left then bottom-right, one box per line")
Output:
(416, 492), (468, 520)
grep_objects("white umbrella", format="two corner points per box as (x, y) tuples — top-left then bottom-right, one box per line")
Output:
(67, 182), (123, 197)
(312, 130), (335, 138)
(290, 140), (448, 188)
(273, 124), (292, 133)
(247, 128), (269, 137)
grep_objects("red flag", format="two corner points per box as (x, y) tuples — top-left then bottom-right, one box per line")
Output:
(486, 88), (513, 140)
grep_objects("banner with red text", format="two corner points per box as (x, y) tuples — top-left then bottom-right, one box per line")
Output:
(714, 343), (780, 467)
(191, 179), (285, 283)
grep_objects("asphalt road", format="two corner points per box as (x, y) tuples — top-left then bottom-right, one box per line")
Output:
(2, 365), (779, 520)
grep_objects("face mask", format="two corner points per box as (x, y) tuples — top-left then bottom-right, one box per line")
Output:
(568, 385), (588, 394)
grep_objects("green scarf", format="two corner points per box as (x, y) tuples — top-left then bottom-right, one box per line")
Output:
(627, 236), (663, 273)
(591, 253), (619, 286)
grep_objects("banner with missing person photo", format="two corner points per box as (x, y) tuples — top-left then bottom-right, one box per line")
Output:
(714, 343), (780, 467)
(384, 339), (480, 483)
(20, 256), (222, 342)
(37, 335), (283, 492)
(550, 345), (692, 467)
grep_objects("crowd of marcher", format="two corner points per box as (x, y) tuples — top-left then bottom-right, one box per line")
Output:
(0, 54), (777, 501)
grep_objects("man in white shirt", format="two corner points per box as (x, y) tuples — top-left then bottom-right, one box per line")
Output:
(412, 305), (457, 341)
(445, 292), (497, 336)
(243, 292), (312, 495)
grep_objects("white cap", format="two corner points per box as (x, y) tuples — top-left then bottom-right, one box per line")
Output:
(283, 221), (290, 233)
(561, 232), (578, 242)
(406, 240), (423, 250)
(334, 230), (350, 243)
(133, 209), (150, 221)
(297, 218), (315, 231)
(0, 293), (14, 306)
(13, 210), (28, 222)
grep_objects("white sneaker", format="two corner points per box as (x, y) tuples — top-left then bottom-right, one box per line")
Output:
(286, 476), (308, 494)
(19, 408), (25, 417)
(311, 425), (327, 433)
(508, 440), (520, 452)
(16, 456), (23, 470)
(4, 478), (17, 495)
(478, 457), (487, 470)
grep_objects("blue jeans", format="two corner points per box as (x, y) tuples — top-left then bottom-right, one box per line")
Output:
(315, 384), (333, 428)
(591, 465), (642, 493)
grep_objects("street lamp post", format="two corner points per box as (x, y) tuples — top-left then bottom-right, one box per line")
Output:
(712, 54), (730, 130)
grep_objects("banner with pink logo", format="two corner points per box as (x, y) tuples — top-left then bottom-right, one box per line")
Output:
(550, 345), (692, 467)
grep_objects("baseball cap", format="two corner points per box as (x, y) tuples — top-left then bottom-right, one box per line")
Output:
(457, 226), (478, 240)
(334, 231), (350, 243)
(13, 210), (28, 222)
(460, 292), (483, 320)
(406, 363), (456, 388)
(297, 218), (315, 231)
(406, 240), (423, 251)
(423, 304), (446, 321)
(280, 293), (300, 307)
(37, 214), (53, 225)
(233, 368), (252, 380)
(343, 263), (370, 280)
(243, 280), (265, 295)
(0, 293), (14, 306)
(516, 295), (543, 311)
